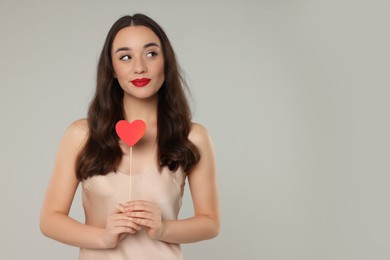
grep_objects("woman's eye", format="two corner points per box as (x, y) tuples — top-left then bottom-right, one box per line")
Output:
(120, 55), (131, 61)
(146, 51), (158, 58)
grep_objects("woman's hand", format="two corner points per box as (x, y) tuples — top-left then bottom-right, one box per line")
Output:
(124, 200), (164, 240)
(102, 203), (141, 248)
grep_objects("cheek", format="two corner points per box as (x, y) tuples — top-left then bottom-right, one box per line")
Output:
(113, 65), (129, 81)
(155, 61), (165, 80)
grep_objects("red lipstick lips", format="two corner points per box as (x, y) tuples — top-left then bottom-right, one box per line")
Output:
(131, 78), (151, 87)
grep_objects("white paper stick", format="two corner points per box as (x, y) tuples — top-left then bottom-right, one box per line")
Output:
(129, 146), (133, 201)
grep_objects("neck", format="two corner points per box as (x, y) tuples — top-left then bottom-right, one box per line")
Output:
(122, 94), (158, 126)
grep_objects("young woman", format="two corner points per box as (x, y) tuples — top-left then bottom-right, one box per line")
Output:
(40, 14), (220, 259)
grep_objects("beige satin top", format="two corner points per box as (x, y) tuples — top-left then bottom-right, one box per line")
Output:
(79, 166), (185, 260)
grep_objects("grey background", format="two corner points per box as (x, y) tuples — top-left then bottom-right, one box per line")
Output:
(1, 0), (389, 259)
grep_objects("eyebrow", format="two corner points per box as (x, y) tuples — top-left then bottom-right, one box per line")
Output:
(114, 42), (160, 53)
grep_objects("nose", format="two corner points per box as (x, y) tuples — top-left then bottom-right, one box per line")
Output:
(133, 57), (147, 74)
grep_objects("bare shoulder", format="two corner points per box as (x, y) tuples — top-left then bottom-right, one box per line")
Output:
(70, 118), (88, 132)
(188, 122), (213, 149)
(62, 118), (89, 148)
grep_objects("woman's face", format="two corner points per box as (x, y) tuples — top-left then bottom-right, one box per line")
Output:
(111, 26), (165, 100)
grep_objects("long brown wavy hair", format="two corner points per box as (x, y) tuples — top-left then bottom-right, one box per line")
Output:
(75, 14), (200, 180)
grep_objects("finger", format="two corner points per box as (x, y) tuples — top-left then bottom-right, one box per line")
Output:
(111, 203), (125, 214)
(107, 214), (142, 231)
(112, 226), (138, 235)
(116, 203), (125, 213)
(108, 221), (140, 236)
(129, 211), (154, 220)
(110, 212), (137, 221)
(114, 219), (142, 230)
(124, 227), (138, 234)
(132, 217), (154, 228)
(119, 233), (127, 241)
(129, 212), (161, 230)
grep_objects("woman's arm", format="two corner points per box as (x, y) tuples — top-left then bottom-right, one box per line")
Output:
(126, 123), (220, 243)
(40, 120), (139, 249)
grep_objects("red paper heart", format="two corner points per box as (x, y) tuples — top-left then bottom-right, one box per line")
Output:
(115, 120), (146, 147)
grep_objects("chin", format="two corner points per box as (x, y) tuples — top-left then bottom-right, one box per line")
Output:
(125, 91), (159, 100)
